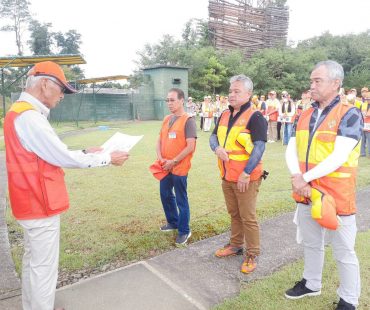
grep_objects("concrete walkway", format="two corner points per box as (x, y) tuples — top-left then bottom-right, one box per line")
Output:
(0, 150), (369, 309)
(0, 152), (21, 301)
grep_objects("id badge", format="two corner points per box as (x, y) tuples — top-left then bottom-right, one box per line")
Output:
(168, 131), (177, 139)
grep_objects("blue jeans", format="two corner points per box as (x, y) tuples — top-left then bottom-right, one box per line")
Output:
(160, 174), (190, 235)
(361, 131), (370, 156)
(283, 123), (293, 145)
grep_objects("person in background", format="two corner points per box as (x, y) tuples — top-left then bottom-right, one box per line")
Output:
(296, 90), (312, 112)
(348, 88), (362, 110)
(213, 94), (221, 126)
(338, 87), (347, 104)
(220, 96), (229, 113)
(186, 96), (196, 116)
(3, 61), (129, 310)
(360, 91), (370, 157)
(251, 95), (260, 111)
(199, 96), (206, 130)
(157, 88), (196, 245)
(285, 60), (363, 310)
(209, 74), (267, 274)
(202, 95), (213, 132)
(259, 95), (267, 115)
(265, 90), (280, 142)
(361, 87), (368, 102)
(279, 90), (296, 145)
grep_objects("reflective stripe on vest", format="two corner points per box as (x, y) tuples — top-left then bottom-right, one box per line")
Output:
(4, 101), (70, 220)
(295, 103), (360, 215)
(159, 114), (195, 176)
(217, 107), (262, 182)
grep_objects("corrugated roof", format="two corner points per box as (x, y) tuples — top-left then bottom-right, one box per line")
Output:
(77, 75), (129, 84)
(0, 54), (86, 68)
(143, 64), (189, 70)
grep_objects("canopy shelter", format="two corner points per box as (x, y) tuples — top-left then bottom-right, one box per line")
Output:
(68, 75), (130, 126)
(77, 75), (128, 85)
(1, 54), (86, 117)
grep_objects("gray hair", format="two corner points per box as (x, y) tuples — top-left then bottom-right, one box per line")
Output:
(313, 60), (344, 87)
(229, 74), (253, 92)
(25, 75), (62, 89)
(25, 75), (44, 89)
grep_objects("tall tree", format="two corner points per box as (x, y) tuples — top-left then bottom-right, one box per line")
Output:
(27, 20), (54, 55)
(0, 0), (31, 55)
(182, 18), (211, 49)
(54, 29), (82, 54)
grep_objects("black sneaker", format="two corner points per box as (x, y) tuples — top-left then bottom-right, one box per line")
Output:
(285, 278), (321, 299)
(160, 223), (177, 232)
(175, 231), (192, 246)
(334, 298), (356, 310)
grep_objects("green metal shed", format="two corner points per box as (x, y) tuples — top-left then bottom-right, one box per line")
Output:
(143, 65), (188, 120)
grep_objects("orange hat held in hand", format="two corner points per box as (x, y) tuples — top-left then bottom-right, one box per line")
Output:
(149, 160), (169, 181)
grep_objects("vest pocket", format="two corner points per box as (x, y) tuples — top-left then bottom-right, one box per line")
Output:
(314, 132), (335, 162)
(42, 169), (69, 211)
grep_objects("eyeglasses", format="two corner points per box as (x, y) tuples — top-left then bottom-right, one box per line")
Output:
(165, 98), (176, 102)
(47, 78), (65, 93)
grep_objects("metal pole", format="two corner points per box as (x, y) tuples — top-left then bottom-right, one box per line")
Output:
(1, 69), (6, 118)
(131, 89), (135, 121)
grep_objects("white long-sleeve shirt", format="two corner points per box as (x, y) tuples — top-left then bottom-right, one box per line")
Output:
(285, 136), (358, 182)
(14, 92), (111, 169)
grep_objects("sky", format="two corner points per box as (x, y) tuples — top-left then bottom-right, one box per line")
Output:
(1, 0), (370, 79)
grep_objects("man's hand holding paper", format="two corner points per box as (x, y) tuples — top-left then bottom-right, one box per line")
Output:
(99, 132), (143, 166)
(110, 151), (129, 166)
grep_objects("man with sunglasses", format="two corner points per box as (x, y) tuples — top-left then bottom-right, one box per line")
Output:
(4, 61), (129, 310)
(156, 88), (196, 246)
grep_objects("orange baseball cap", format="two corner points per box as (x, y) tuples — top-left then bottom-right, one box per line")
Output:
(27, 61), (77, 94)
(149, 160), (169, 181)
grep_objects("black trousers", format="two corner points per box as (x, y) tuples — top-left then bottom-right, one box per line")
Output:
(277, 121), (282, 140)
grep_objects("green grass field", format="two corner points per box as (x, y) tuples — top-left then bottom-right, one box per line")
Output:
(4, 120), (370, 308)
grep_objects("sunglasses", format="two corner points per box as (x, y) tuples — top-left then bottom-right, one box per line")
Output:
(48, 78), (66, 93)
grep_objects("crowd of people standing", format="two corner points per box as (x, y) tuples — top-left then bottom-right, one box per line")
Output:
(188, 86), (370, 151)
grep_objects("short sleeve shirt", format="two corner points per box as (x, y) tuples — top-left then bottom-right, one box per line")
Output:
(169, 115), (197, 139)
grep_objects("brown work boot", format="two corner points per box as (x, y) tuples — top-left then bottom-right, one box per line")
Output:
(215, 244), (243, 258)
(241, 255), (257, 274)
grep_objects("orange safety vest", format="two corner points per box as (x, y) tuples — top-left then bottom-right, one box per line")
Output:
(361, 101), (370, 132)
(159, 114), (195, 176)
(295, 102), (360, 215)
(217, 107), (263, 182)
(4, 101), (69, 220)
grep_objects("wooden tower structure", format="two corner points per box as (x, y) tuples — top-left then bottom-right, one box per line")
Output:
(208, 0), (289, 57)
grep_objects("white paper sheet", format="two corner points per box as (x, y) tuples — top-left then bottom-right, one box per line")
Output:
(101, 132), (143, 154)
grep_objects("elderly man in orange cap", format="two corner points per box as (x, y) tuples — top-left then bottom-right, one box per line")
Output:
(4, 61), (129, 310)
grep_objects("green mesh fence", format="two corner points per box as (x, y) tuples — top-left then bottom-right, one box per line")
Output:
(50, 93), (133, 122)
(11, 87), (157, 122)
(133, 81), (155, 120)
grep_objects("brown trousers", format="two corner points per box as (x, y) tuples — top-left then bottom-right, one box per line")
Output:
(268, 121), (277, 142)
(222, 179), (261, 256)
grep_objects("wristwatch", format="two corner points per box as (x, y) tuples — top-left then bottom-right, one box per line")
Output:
(173, 159), (179, 165)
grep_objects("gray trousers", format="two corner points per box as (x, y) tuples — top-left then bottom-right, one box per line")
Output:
(296, 203), (361, 306)
(360, 131), (370, 156)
